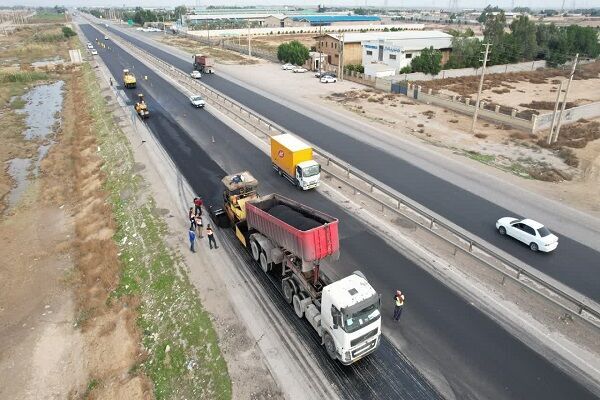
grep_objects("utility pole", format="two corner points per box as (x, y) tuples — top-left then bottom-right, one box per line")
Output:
(340, 32), (345, 81)
(471, 43), (491, 133)
(547, 80), (564, 145)
(552, 53), (578, 143)
(318, 23), (322, 76)
(248, 23), (252, 57)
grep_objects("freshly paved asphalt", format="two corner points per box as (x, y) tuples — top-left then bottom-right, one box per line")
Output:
(100, 24), (600, 303)
(81, 23), (597, 400)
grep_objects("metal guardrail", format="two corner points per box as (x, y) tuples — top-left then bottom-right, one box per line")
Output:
(95, 21), (600, 327)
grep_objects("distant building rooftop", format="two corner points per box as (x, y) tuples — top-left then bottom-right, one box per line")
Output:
(322, 30), (449, 45)
(292, 15), (381, 24)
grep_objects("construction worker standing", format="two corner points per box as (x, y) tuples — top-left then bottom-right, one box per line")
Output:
(393, 290), (405, 322)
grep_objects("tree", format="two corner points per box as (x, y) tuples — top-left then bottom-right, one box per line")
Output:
(444, 37), (481, 69)
(277, 40), (310, 66)
(478, 5), (502, 23)
(174, 5), (187, 20)
(410, 47), (442, 75)
(510, 16), (537, 61)
(399, 65), (412, 74)
(62, 26), (76, 37)
(512, 7), (531, 13)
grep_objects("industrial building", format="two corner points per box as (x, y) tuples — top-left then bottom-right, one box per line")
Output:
(314, 29), (435, 67)
(182, 13), (383, 29)
(284, 15), (381, 27)
(361, 31), (453, 74)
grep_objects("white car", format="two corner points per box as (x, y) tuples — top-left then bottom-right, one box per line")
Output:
(320, 75), (337, 83)
(91, 49), (98, 55)
(189, 95), (206, 108)
(104, 35), (109, 40)
(190, 70), (202, 79)
(281, 63), (294, 70)
(87, 43), (93, 49)
(292, 67), (308, 73)
(496, 218), (558, 252)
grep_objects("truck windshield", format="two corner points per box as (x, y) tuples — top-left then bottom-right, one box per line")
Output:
(343, 302), (380, 334)
(303, 165), (320, 177)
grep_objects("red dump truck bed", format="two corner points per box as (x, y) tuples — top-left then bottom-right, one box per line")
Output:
(194, 55), (214, 66)
(246, 194), (339, 262)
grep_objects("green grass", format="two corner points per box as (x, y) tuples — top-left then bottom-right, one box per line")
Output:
(29, 11), (70, 23)
(464, 150), (496, 164)
(84, 378), (100, 399)
(9, 97), (26, 109)
(83, 64), (231, 400)
(0, 71), (49, 84)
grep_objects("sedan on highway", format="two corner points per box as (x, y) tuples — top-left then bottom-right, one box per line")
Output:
(292, 67), (308, 73)
(190, 70), (202, 79)
(320, 75), (337, 83)
(281, 63), (294, 70)
(496, 218), (558, 252)
(189, 95), (206, 108)
(91, 49), (98, 55)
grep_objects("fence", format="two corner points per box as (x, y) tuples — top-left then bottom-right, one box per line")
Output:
(94, 21), (600, 329)
(534, 101), (600, 131)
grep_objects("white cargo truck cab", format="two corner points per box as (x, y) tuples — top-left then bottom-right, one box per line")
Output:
(296, 160), (320, 190)
(306, 271), (381, 364)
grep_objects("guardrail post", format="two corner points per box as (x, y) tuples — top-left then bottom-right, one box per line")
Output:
(516, 269), (521, 279)
(346, 167), (350, 178)
(327, 158), (330, 166)
(430, 217), (435, 229)
(397, 199), (402, 209)
(370, 184), (374, 193)
(468, 241), (473, 252)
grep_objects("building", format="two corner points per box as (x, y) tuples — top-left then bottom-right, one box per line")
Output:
(284, 15), (381, 27)
(315, 29), (433, 67)
(361, 31), (453, 73)
(182, 13), (286, 28)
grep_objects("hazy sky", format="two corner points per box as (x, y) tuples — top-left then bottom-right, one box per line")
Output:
(4, 0), (600, 9)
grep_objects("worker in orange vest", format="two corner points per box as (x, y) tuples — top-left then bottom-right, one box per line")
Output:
(393, 290), (405, 321)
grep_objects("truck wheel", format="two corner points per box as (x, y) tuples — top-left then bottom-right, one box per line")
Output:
(292, 294), (304, 318)
(259, 251), (271, 273)
(324, 334), (337, 360)
(282, 279), (294, 304)
(250, 239), (260, 262)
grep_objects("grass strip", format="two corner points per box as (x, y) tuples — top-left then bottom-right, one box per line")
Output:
(82, 63), (231, 400)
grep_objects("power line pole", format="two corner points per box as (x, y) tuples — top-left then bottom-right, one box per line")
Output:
(340, 32), (345, 81)
(471, 43), (491, 133)
(547, 80), (564, 145)
(318, 23), (322, 76)
(552, 53), (578, 143)
(248, 23), (252, 57)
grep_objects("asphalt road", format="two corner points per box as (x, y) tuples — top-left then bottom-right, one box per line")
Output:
(81, 23), (597, 400)
(99, 23), (600, 303)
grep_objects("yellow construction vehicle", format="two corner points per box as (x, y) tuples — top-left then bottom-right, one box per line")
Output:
(216, 171), (259, 234)
(122, 69), (136, 88)
(134, 93), (149, 119)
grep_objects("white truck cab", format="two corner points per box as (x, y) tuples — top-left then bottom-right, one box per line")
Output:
(319, 272), (381, 365)
(295, 160), (321, 190)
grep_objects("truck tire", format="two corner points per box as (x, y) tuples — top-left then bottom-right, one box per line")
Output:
(282, 279), (295, 304)
(292, 294), (304, 318)
(324, 334), (337, 360)
(250, 239), (260, 262)
(259, 251), (271, 273)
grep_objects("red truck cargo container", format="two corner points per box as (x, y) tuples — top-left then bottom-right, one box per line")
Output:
(246, 194), (339, 262)
(193, 54), (214, 74)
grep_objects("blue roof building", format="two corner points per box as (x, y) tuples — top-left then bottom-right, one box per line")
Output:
(290, 15), (381, 26)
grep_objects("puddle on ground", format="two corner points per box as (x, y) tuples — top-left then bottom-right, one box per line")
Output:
(17, 80), (64, 140)
(4, 81), (64, 213)
(5, 158), (32, 210)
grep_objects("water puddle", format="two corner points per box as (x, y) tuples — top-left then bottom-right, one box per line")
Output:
(5, 158), (32, 209)
(17, 80), (64, 140)
(4, 81), (64, 213)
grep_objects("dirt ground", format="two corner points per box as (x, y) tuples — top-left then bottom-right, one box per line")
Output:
(0, 23), (149, 400)
(241, 33), (317, 54)
(158, 35), (259, 65)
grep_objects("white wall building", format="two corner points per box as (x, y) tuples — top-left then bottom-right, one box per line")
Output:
(361, 31), (453, 74)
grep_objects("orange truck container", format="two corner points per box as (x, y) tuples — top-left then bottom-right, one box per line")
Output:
(270, 134), (320, 190)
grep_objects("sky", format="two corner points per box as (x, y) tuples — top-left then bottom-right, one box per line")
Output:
(4, 0), (600, 9)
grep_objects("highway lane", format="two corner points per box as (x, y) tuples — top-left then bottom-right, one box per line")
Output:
(100, 23), (600, 303)
(81, 23), (598, 400)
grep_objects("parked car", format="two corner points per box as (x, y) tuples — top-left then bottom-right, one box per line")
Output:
(292, 67), (308, 73)
(281, 63), (294, 70)
(320, 75), (337, 83)
(189, 95), (206, 108)
(190, 70), (202, 79)
(91, 49), (98, 55)
(104, 35), (109, 40)
(87, 43), (93, 49)
(495, 217), (558, 252)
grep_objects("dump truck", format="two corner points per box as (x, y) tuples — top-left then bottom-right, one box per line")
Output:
(271, 134), (320, 190)
(215, 172), (381, 365)
(134, 93), (149, 119)
(122, 69), (136, 88)
(193, 54), (215, 74)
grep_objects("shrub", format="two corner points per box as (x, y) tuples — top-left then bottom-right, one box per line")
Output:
(62, 26), (77, 37)
(277, 40), (310, 65)
(399, 65), (412, 74)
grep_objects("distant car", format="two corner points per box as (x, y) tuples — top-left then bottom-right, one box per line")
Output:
(292, 67), (308, 73)
(87, 43), (93, 49)
(189, 95), (206, 108)
(320, 75), (337, 83)
(281, 63), (294, 70)
(495, 217), (558, 252)
(104, 35), (109, 40)
(190, 70), (202, 79)
(91, 49), (98, 55)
